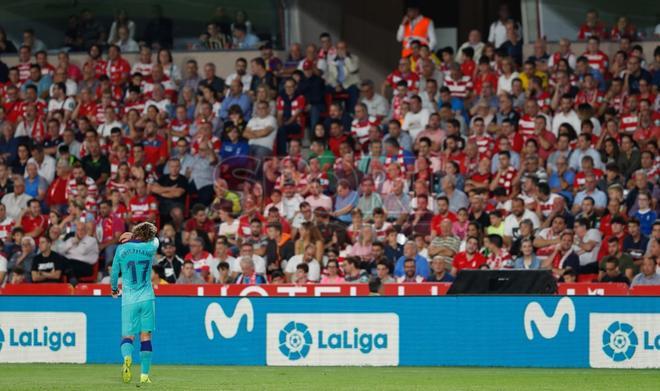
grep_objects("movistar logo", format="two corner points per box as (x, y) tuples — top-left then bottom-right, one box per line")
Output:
(0, 326), (76, 352)
(602, 321), (638, 362)
(278, 321), (389, 361)
(205, 298), (254, 339)
(524, 297), (576, 340)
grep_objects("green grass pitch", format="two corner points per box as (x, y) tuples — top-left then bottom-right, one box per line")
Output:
(1, 365), (658, 390)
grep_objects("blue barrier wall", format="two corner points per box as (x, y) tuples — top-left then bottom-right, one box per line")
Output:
(1, 296), (659, 367)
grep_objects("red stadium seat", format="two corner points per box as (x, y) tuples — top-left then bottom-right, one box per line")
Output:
(577, 273), (599, 283)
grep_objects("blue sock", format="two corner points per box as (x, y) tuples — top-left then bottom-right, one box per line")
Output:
(120, 338), (133, 360)
(140, 340), (153, 376)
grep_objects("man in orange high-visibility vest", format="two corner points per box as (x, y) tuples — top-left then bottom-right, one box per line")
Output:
(396, 4), (436, 58)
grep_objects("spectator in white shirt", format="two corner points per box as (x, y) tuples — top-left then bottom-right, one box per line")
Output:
(402, 95), (430, 141)
(503, 198), (541, 246)
(552, 94), (582, 136)
(225, 57), (252, 94)
(488, 4), (519, 48)
(457, 30), (485, 64)
(27, 144), (56, 184)
(143, 84), (172, 117)
(573, 217), (602, 272)
(244, 100), (277, 160)
(419, 79), (440, 113)
(61, 221), (99, 283)
(112, 25), (139, 53)
(359, 80), (389, 119)
(230, 242), (267, 278)
(281, 183), (304, 221)
(97, 107), (124, 138)
(107, 9), (136, 44)
(284, 243), (321, 282)
(49, 68), (78, 98)
(1, 176), (31, 221)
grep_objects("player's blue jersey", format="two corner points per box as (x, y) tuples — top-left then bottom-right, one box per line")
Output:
(111, 238), (159, 306)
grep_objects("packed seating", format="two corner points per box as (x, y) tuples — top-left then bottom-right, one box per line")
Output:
(0, 4), (658, 290)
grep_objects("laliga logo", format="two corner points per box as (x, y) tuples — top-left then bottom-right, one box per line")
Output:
(0, 325), (76, 352)
(278, 320), (389, 361)
(523, 297), (576, 340)
(279, 321), (313, 360)
(602, 321), (637, 362)
(205, 298), (254, 339)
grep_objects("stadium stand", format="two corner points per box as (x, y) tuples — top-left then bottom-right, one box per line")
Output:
(0, 1), (658, 294)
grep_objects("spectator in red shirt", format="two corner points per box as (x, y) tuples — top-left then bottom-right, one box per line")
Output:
(141, 120), (168, 169)
(96, 200), (124, 264)
(105, 44), (131, 87)
(128, 179), (158, 227)
(577, 9), (608, 40)
(382, 57), (419, 97)
(451, 235), (486, 276)
(184, 204), (217, 244)
(18, 198), (47, 240)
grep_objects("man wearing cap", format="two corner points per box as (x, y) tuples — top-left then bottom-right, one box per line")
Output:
(426, 256), (455, 282)
(157, 238), (184, 284)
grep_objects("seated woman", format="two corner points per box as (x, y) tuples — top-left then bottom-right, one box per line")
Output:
(513, 238), (542, 270)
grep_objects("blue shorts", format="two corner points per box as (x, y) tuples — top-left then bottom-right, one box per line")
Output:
(121, 300), (155, 336)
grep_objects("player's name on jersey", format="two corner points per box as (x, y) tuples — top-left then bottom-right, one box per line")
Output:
(121, 247), (154, 257)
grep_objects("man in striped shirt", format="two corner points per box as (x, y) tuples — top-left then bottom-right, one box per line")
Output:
(443, 63), (472, 100)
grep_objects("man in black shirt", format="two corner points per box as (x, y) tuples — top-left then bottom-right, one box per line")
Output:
(0, 162), (14, 198)
(249, 57), (277, 96)
(198, 62), (225, 95)
(151, 158), (188, 223)
(298, 65), (325, 131)
(264, 223), (294, 272)
(31, 236), (66, 283)
(600, 258), (631, 285)
(81, 141), (110, 187)
(156, 238), (183, 284)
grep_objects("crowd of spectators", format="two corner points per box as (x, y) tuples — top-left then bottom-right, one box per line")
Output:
(0, 4), (659, 289)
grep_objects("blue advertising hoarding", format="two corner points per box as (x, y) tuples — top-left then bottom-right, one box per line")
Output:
(1, 296), (659, 368)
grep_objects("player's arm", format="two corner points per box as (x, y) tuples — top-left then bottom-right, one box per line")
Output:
(110, 249), (121, 297)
